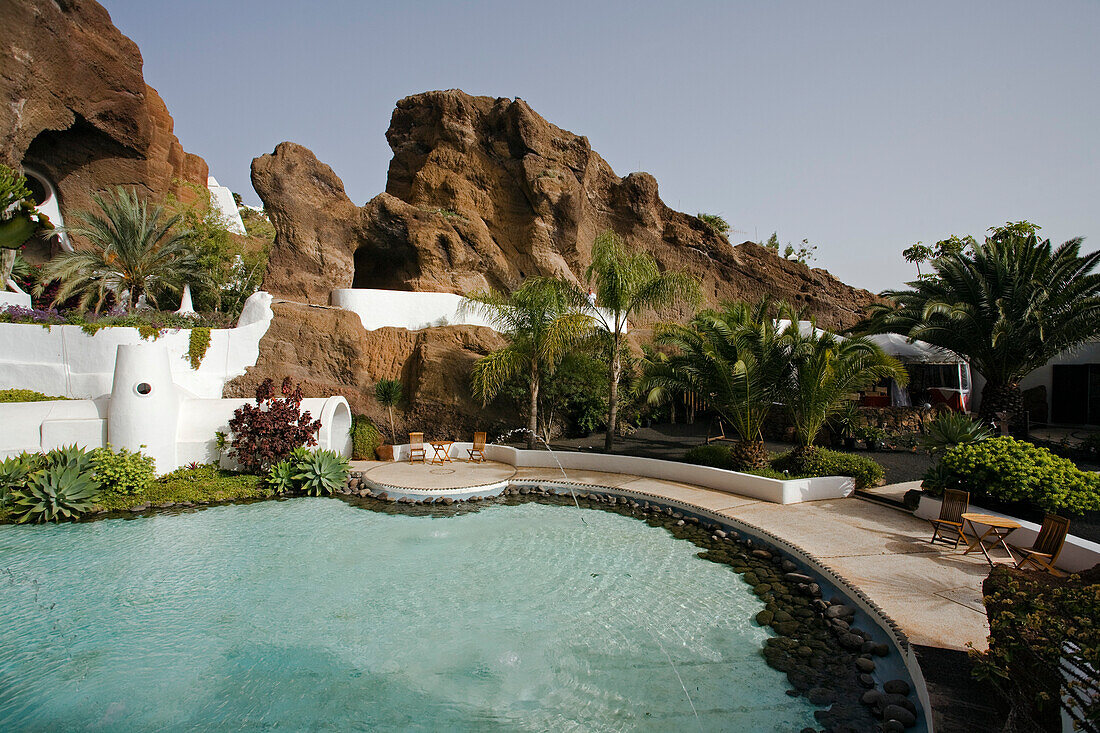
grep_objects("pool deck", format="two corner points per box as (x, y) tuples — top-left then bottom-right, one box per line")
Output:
(353, 459), (993, 653)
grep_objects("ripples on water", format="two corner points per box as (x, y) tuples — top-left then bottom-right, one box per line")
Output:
(0, 499), (817, 731)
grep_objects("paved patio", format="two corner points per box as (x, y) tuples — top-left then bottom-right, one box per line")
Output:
(351, 460), (993, 651)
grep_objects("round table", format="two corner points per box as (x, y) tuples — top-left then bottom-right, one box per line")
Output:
(961, 512), (1021, 566)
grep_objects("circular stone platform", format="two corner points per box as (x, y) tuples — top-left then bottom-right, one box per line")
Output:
(362, 460), (517, 492)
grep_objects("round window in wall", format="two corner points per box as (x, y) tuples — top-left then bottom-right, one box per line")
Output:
(135, 382), (153, 396)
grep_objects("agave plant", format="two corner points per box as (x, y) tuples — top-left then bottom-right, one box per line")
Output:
(11, 465), (102, 523)
(0, 452), (40, 504)
(292, 450), (350, 496)
(43, 444), (95, 474)
(919, 412), (993, 454)
(266, 459), (297, 494)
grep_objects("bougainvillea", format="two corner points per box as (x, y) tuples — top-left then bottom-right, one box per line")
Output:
(227, 377), (321, 473)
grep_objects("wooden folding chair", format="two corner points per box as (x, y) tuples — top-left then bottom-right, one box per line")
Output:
(467, 432), (487, 463)
(408, 432), (426, 463)
(1009, 514), (1070, 577)
(928, 489), (969, 548)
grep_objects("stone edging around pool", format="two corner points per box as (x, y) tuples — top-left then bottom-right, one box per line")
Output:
(341, 474), (933, 732)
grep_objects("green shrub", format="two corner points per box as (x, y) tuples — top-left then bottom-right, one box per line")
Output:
(974, 565), (1100, 729)
(773, 447), (885, 489)
(939, 436), (1100, 515)
(10, 464), (102, 522)
(91, 445), (156, 495)
(683, 444), (736, 470)
(188, 327), (212, 369)
(0, 389), (70, 403)
(351, 416), (383, 460)
(293, 449), (350, 496)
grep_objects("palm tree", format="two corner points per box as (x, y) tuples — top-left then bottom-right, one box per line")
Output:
(643, 299), (790, 468)
(37, 187), (198, 312)
(585, 231), (699, 450)
(461, 277), (594, 449)
(782, 325), (906, 452)
(374, 379), (403, 443)
(861, 227), (1100, 423)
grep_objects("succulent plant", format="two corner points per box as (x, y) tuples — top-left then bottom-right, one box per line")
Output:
(0, 452), (41, 505)
(292, 450), (349, 496)
(11, 464), (102, 523)
(266, 459), (297, 494)
(919, 412), (993, 454)
(44, 444), (95, 474)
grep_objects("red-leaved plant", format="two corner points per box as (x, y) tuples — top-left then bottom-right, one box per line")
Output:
(228, 377), (322, 473)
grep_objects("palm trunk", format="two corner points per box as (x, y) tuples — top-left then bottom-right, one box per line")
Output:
(527, 363), (539, 450)
(605, 332), (621, 451)
(1, 249), (15, 291)
(387, 405), (396, 444)
(978, 381), (1024, 433)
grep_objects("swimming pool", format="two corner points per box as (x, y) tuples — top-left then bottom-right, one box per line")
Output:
(0, 498), (824, 731)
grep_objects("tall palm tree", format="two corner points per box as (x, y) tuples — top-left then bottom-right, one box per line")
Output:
(585, 231), (699, 450)
(643, 299), (791, 468)
(37, 187), (198, 312)
(860, 228), (1100, 422)
(782, 326), (906, 452)
(461, 277), (594, 449)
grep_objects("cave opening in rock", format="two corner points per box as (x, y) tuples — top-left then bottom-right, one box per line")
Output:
(352, 244), (421, 290)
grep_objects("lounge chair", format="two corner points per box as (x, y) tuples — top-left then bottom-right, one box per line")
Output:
(468, 432), (487, 463)
(1008, 514), (1070, 576)
(928, 489), (969, 548)
(408, 432), (426, 463)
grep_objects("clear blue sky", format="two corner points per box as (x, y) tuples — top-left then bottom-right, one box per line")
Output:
(101, 0), (1099, 291)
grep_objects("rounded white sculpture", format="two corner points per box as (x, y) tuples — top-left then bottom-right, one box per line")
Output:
(108, 343), (180, 474)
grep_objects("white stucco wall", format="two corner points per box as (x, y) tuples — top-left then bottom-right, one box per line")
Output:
(207, 176), (246, 235)
(331, 288), (626, 333)
(0, 291), (273, 399)
(385, 442), (853, 504)
(0, 291), (31, 309)
(970, 340), (1100, 422)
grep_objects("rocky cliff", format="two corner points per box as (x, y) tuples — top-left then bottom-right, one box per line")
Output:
(255, 89), (879, 328)
(0, 0), (208, 223)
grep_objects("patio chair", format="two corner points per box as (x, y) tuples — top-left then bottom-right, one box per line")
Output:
(1008, 514), (1070, 577)
(928, 489), (969, 548)
(408, 432), (426, 464)
(468, 432), (487, 463)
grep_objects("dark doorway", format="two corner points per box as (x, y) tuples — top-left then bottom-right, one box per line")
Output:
(1051, 364), (1100, 425)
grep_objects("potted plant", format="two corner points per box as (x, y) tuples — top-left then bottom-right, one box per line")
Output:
(830, 402), (862, 450)
(858, 425), (888, 452)
(373, 378), (403, 461)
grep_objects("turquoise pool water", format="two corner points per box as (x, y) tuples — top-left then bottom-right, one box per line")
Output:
(0, 499), (818, 731)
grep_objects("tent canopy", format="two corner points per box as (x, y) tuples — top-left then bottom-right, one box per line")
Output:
(864, 333), (964, 364)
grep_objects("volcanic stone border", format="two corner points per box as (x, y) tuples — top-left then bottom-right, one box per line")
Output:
(338, 477), (931, 733)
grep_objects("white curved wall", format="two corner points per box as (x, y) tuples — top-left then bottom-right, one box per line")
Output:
(331, 288), (625, 333)
(0, 291), (273, 399)
(384, 442), (853, 504)
(0, 292), (31, 309)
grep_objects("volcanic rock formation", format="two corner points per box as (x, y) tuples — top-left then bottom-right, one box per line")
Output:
(0, 0), (208, 224)
(223, 301), (509, 440)
(254, 89), (879, 328)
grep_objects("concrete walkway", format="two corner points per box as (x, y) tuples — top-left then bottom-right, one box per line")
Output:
(352, 460), (993, 652)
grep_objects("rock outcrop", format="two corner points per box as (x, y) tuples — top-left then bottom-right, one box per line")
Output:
(0, 0), (208, 223)
(224, 301), (510, 439)
(255, 89), (879, 328)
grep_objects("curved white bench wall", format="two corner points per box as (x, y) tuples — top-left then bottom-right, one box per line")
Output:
(386, 442), (854, 505)
(0, 291), (273, 399)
